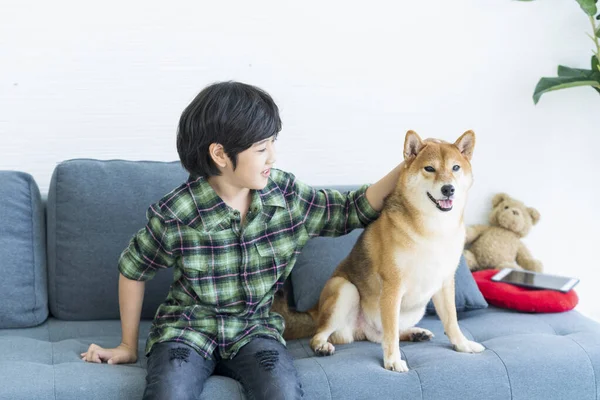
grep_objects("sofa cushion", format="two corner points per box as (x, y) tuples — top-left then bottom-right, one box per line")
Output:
(0, 319), (246, 400)
(425, 255), (488, 314)
(291, 210), (487, 314)
(473, 269), (579, 313)
(0, 171), (48, 328)
(47, 159), (188, 320)
(1, 307), (599, 399)
(289, 307), (600, 400)
(291, 228), (362, 311)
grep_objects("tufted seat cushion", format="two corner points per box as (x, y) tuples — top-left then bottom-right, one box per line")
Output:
(1, 306), (599, 399)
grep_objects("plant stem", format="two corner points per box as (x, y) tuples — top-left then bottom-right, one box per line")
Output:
(591, 15), (600, 71)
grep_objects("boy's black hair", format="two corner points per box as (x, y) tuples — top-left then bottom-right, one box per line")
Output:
(177, 81), (281, 178)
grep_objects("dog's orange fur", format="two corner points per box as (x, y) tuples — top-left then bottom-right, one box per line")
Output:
(274, 130), (485, 372)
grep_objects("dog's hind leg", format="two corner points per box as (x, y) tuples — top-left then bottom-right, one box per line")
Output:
(310, 277), (360, 356)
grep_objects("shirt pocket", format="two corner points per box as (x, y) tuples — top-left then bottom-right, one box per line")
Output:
(181, 250), (244, 309)
(253, 225), (309, 288)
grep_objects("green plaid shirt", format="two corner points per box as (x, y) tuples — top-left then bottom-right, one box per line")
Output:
(118, 168), (379, 360)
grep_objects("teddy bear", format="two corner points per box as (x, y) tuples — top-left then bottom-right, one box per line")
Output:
(464, 193), (543, 273)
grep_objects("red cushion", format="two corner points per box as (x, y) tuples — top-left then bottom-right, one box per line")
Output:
(472, 269), (578, 313)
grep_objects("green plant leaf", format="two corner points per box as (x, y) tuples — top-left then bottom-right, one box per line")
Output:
(576, 0), (598, 16)
(557, 65), (595, 77)
(533, 76), (600, 103)
(556, 61), (600, 94)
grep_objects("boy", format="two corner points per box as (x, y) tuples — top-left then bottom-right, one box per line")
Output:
(82, 81), (402, 399)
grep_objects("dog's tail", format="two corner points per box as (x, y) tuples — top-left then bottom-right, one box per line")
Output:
(272, 291), (318, 340)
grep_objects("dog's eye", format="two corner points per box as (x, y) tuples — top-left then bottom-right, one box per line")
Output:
(424, 166), (435, 173)
(453, 165), (460, 171)
(504, 206), (509, 210)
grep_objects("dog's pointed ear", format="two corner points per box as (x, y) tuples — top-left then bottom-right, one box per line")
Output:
(528, 207), (540, 225)
(454, 130), (476, 161)
(404, 130), (423, 160)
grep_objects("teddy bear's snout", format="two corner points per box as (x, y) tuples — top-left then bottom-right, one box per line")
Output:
(512, 210), (519, 216)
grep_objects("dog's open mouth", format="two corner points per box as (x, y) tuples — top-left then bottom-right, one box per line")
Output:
(427, 192), (453, 212)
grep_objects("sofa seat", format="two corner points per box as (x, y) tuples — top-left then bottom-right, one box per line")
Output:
(1, 306), (599, 400)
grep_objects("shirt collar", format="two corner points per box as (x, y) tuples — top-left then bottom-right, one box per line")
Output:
(186, 174), (286, 232)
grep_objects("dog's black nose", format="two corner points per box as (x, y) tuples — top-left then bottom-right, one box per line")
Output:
(441, 185), (455, 197)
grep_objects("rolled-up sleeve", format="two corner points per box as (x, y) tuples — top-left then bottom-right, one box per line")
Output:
(289, 174), (380, 237)
(118, 205), (175, 281)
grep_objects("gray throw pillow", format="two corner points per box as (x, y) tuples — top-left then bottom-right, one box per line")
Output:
(291, 230), (487, 314)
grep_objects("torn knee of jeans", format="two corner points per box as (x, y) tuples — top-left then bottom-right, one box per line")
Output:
(169, 347), (191, 363)
(255, 349), (279, 371)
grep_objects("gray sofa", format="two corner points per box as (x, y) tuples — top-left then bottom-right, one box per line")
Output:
(1, 159), (600, 400)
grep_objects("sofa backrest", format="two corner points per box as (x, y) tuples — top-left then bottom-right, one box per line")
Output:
(46, 159), (188, 320)
(0, 171), (48, 328)
(44, 158), (363, 321)
(3, 159), (485, 324)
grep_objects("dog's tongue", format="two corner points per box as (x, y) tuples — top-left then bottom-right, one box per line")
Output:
(438, 199), (453, 209)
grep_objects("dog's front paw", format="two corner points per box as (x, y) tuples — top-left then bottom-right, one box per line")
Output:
(453, 340), (485, 353)
(312, 342), (335, 357)
(383, 356), (409, 372)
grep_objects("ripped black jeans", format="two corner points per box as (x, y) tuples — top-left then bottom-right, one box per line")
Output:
(143, 337), (303, 400)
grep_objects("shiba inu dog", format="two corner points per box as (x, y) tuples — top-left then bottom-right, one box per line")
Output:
(274, 130), (484, 372)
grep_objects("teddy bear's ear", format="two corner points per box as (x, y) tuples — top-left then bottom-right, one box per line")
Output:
(492, 193), (509, 207)
(528, 207), (540, 225)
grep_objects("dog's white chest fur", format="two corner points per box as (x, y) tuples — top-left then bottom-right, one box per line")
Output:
(394, 226), (465, 313)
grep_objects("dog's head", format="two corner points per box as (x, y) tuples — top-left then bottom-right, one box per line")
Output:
(400, 130), (475, 215)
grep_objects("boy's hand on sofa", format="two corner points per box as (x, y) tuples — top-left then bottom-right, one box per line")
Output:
(81, 343), (138, 364)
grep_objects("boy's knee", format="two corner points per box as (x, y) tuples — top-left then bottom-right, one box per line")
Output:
(169, 346), (191, 364)
(250, 349), (303, 399)
(144, 344), (211, 400)
(254, 349), (279, 371)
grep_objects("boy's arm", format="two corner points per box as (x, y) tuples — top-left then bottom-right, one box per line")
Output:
(118, 205), (176, 281)
(287, 163), (402, 237)
(365, 163), (403, 213)
(117, 205), (175, 346)
(82, 205), (175, 364)
(82, 274), (145, 364)
(119, 273), (145, 353)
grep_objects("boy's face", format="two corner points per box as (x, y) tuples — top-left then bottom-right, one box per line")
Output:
(222, 136), (277, 190)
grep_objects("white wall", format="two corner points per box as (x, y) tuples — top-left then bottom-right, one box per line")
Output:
(2, 0), (599, 320)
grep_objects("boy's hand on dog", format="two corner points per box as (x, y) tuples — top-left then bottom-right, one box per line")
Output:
(81, 343), (138, 364)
